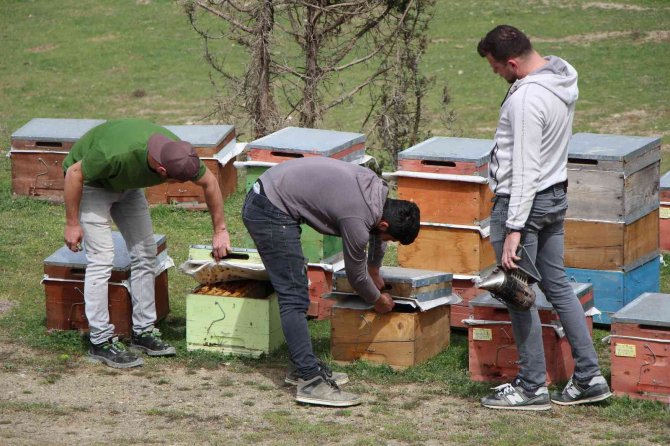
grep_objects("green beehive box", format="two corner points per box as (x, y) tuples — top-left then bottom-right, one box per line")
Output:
(245, 165), (269, 193)
(242, 226), (341, 263)
(186, 283), (284, 357)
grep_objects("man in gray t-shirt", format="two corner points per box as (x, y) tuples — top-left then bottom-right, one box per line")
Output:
(243, 157), (420, 407)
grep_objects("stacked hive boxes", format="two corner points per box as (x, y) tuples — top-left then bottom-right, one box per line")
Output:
(465, 283), (594, 385)
(329, 266), (458, 369)
(146, 124), (238, 208)
(185, 246), (284, 357)
(609, 293), (670, 403)
(564, 133), (662, 324)
(10, 118), (105, 200)
(393, 137), (496, 328)
(42, 232), (172, 337)
(659, 171), (670, 252)
(240, 127), (367, 319)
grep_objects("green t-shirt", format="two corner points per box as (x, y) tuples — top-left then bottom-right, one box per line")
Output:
(63, 118), (206, 191)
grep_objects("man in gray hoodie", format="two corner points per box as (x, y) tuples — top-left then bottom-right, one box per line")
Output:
(243, 157), (420, 407)
(476, 25), (612, 410)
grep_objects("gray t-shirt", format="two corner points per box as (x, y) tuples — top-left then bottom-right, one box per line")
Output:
(260, 157), (388, 303)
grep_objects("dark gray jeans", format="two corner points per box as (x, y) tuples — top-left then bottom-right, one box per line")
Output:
(490, 186), (601, 388)
(242, 189), (320, 379)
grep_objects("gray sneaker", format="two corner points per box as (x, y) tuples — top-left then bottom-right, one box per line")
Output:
(296, 373), (361, 407)
(130, 329), (176, 357)
(88, 337), (144, 369)
(551, 375), (612, 406)
(481, 379), (551, 411)
(284, 359), (349, 386)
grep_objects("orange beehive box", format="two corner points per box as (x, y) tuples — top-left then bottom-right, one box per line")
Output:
(397, 137), (492, 176)
(43, 232), (171, 338)
(145, 125), (237, 208)
(10, 118), (106, 201)
(306, 263), (336, 321)
(660, 172), (670, 252)
(610, 293), (670, 403)
(466, 283), (594, 385)
(398, 223), (496, 276)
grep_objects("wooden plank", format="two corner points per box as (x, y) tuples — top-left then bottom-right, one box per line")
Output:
(398, 225), (495, 275)
(565, 211), (659, 270)
(623, 162), (660, 222)
(397, 158), (488, 176)
(146, 159), (226, 206)
(11, 152), (67, 199)
(397, 177), (492, 225)
(331, 305), (450, 369)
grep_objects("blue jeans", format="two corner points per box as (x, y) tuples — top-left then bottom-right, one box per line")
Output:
(490, 186), (601, 388)
(242, 189), (320, 379)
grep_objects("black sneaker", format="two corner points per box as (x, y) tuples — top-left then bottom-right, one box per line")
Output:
(284, 359), (349, 386)
(130, 329), (176, 357)
(551, 375), (612, 406)
(296, 372), (361, 407)
(88, 337), (144, 369)
(481, 378), (551, 411)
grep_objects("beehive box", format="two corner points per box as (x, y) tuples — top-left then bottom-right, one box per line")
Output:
(466, 283), (594, 385)
(659, 171), (670, 252)
(395, 137), (493, 226)
(566, 133), (661, 224)
(245, 126), (365, 164)
(10, 118), (106, 200)
(42, 232), (170, 337)
(332, 266), (453, 302)
(330, 304), (450, 370)
(565, 209), (659, 271)
(186, 280), (284, 357)
(610, 292), (670, 403)
(397, 223), (496, 276)
(450, 276), (489, 329)
(566, 256), (660, 325)
(397, 137), (492, 176)
(306, 254), (343, 321)
(146, 124), (237, 208)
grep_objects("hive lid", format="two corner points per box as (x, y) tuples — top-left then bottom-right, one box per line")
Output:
(246, 127), (365, 157)
(568, 133), (661, 163)
(470, 282), (593, 312)
(333, 266), (452, 287)
(180, 246), (268, 284)
(11, 118), (106, 142)
(660, 171), (670, 191)
(611, 293), (670, 327)
(164, 125), (235, 148)
(44, 232), (166, 270)
(328, 292), (461, 312)
(397, 136), (493, 165)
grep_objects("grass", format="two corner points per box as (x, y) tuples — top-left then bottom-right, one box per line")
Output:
(0, 0), (669, 443)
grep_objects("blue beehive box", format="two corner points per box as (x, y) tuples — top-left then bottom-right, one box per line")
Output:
(566, 256), (660, 325)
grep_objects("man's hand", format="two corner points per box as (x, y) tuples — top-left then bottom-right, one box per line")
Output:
(368, 265), (385, 290)
(211, 229), (231, 261)
(64, 223), (84, 252)
(502, 231), (522, 270)
(374, 292), (395, 314)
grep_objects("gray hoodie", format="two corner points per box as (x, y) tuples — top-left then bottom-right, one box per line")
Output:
(260, 157), (388, 303)
(489, 55), (579, 230)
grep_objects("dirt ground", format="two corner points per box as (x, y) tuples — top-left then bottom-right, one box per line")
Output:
(1, 339), (667, 446)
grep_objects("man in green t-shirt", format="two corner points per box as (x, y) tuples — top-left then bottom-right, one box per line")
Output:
(63, 118), (231, 369)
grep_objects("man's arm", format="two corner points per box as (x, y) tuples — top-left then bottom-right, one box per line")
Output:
(63, 161), (85, 252)
(193, 168), (231, 260)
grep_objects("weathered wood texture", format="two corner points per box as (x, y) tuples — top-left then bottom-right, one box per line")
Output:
(397, 177), (493, 226)
(398, 225), (495, 275)
(331, 305), (450, 369)
(565, 210), (659, 271)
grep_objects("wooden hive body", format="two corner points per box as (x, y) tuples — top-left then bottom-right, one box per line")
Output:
(43, 232), (170, 337)
(610, 293), (670, 403)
